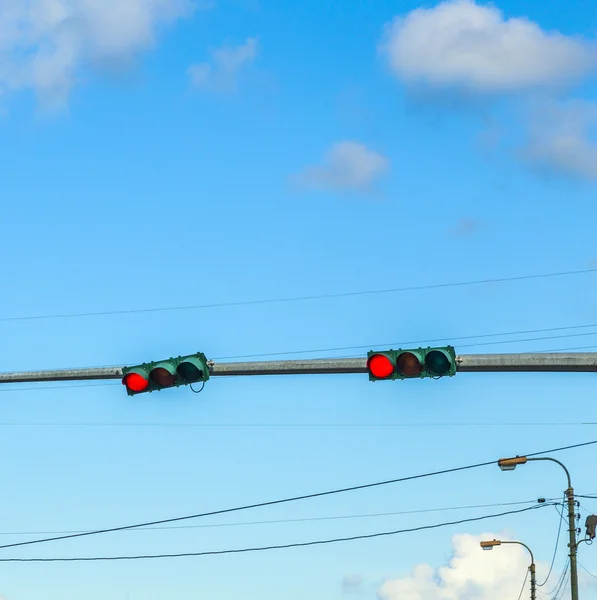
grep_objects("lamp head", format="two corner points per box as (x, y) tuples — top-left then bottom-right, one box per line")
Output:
(480, 540), (501, 550)
(498, 456), (528, 471)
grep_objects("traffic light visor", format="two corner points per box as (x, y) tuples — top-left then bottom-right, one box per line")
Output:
(150, 362), (177, 387)
(397, 352), (423, 377)
(177, 357), (205, 383)
(122, 369), (149, 393)
(367, 354), (394, 379)
(425, 350), (451, 376)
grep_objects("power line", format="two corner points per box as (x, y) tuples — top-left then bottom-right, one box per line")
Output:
(0, 499), (550, 536)
(0, 458), (498, 551)
(213, 321), (597, 360)
(0, 503), (556, 562)
(537, 498), (566, 587)
(578, 562), (597, 580)
(553, 566), (570, 600)
(544, 560), (569, 598)
(516, 569), (530, 600)
(0, 438), (593, 552)
(1, 268), (595, 324)
(0, 422), (591, 428)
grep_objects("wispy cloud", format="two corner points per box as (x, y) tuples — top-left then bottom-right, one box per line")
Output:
(451, 217), (482, 238)
(342, 574), (363, 594)
(521, 98), (597, 181)
(188, 37), (258, 92)
(0, 0), (197, 109)
(293, 141), (390, 193)
(379, 0), (597, 183)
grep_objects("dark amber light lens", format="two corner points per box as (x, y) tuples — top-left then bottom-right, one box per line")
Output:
(150, 367), (177, 387)
(123, 373), (149, 393)
(425, 350), (451, 376)
(367, 354), (394, 378)
(177, 362), (203, 383)
(397, 352), (423, 377)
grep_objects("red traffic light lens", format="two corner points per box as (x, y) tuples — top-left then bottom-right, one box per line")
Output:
(397, 352), (423, 377)
(367, 354), (394, 379)
(122, 372), (149, 393)
(150, 367), (177, 388)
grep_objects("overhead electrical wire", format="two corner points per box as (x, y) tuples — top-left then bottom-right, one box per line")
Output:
(0, 268), (595, 324)
(0, 457), (500, 550)
(0, 421), (591, 428)
(537, 497), (566, 587)
(0, 439), (594, 552)
(212, 321), (597, 360)
(516, 569), (530, 600)
(0, 503), (556, 562)
(553, 565), (571, 600)
(0, 498), (553, 537)
(544, 560), (569, 598)
(578, 562), (597, 580)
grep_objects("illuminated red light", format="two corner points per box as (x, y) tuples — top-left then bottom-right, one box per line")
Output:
(367, 354), (394, 379)
(397, 352), (423, 377)
(122, 372), (149, 392)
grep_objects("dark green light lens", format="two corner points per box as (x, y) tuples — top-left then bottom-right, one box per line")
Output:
(425, 350), (450, 376)
(177, 361), (203, 383)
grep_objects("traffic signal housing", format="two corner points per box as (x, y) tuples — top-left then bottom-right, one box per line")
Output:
(122, 352), (210, 396)
(367, 346), (456, 381)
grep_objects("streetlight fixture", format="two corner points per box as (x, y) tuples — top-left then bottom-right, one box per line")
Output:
(480, 538), (535, 600)
(497, 454), (578, 600)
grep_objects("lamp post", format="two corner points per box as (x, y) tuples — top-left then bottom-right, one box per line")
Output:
(481, 539), (535, 600)
(497, 456), (578, 600)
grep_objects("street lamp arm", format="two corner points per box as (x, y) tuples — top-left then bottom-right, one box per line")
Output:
(527, 457), (572, 489)
(500, 540), (534, 565)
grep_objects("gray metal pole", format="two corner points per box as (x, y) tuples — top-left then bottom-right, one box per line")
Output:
(499, 541), (535, 600)
(1, 353), (597, 384)
(527, 458), (578, 600)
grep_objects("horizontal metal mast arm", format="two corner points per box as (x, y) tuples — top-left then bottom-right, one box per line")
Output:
(0, 367), (125, 383)
(0, 353), (596, 384)
(455, 352), (597, 372)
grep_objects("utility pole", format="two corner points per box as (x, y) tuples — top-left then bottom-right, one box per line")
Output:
(567, 482), (580, 600)
(498, 456), (579, 600)
(1, 352), (597, 384)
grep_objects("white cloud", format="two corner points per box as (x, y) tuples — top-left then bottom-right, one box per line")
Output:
(378, 533), (533, 600)
(379, 0), (597, 94)
(188, 37), (258, 91)
(0, 0), (195, 108)
(522, 99), (597, 181)
(342, 573), (363, 593)
(295, 141), (389, 192)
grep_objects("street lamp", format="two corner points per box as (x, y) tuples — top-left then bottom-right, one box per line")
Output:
(480, 539), (536, 600)
(497, 455), (578, 600)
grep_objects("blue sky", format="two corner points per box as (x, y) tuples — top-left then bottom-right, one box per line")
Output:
(0, 1), (597, 599)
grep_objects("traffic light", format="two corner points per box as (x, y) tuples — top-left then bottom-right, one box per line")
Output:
(367, 346), (456, 381)
(122, 352), (210, 395)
